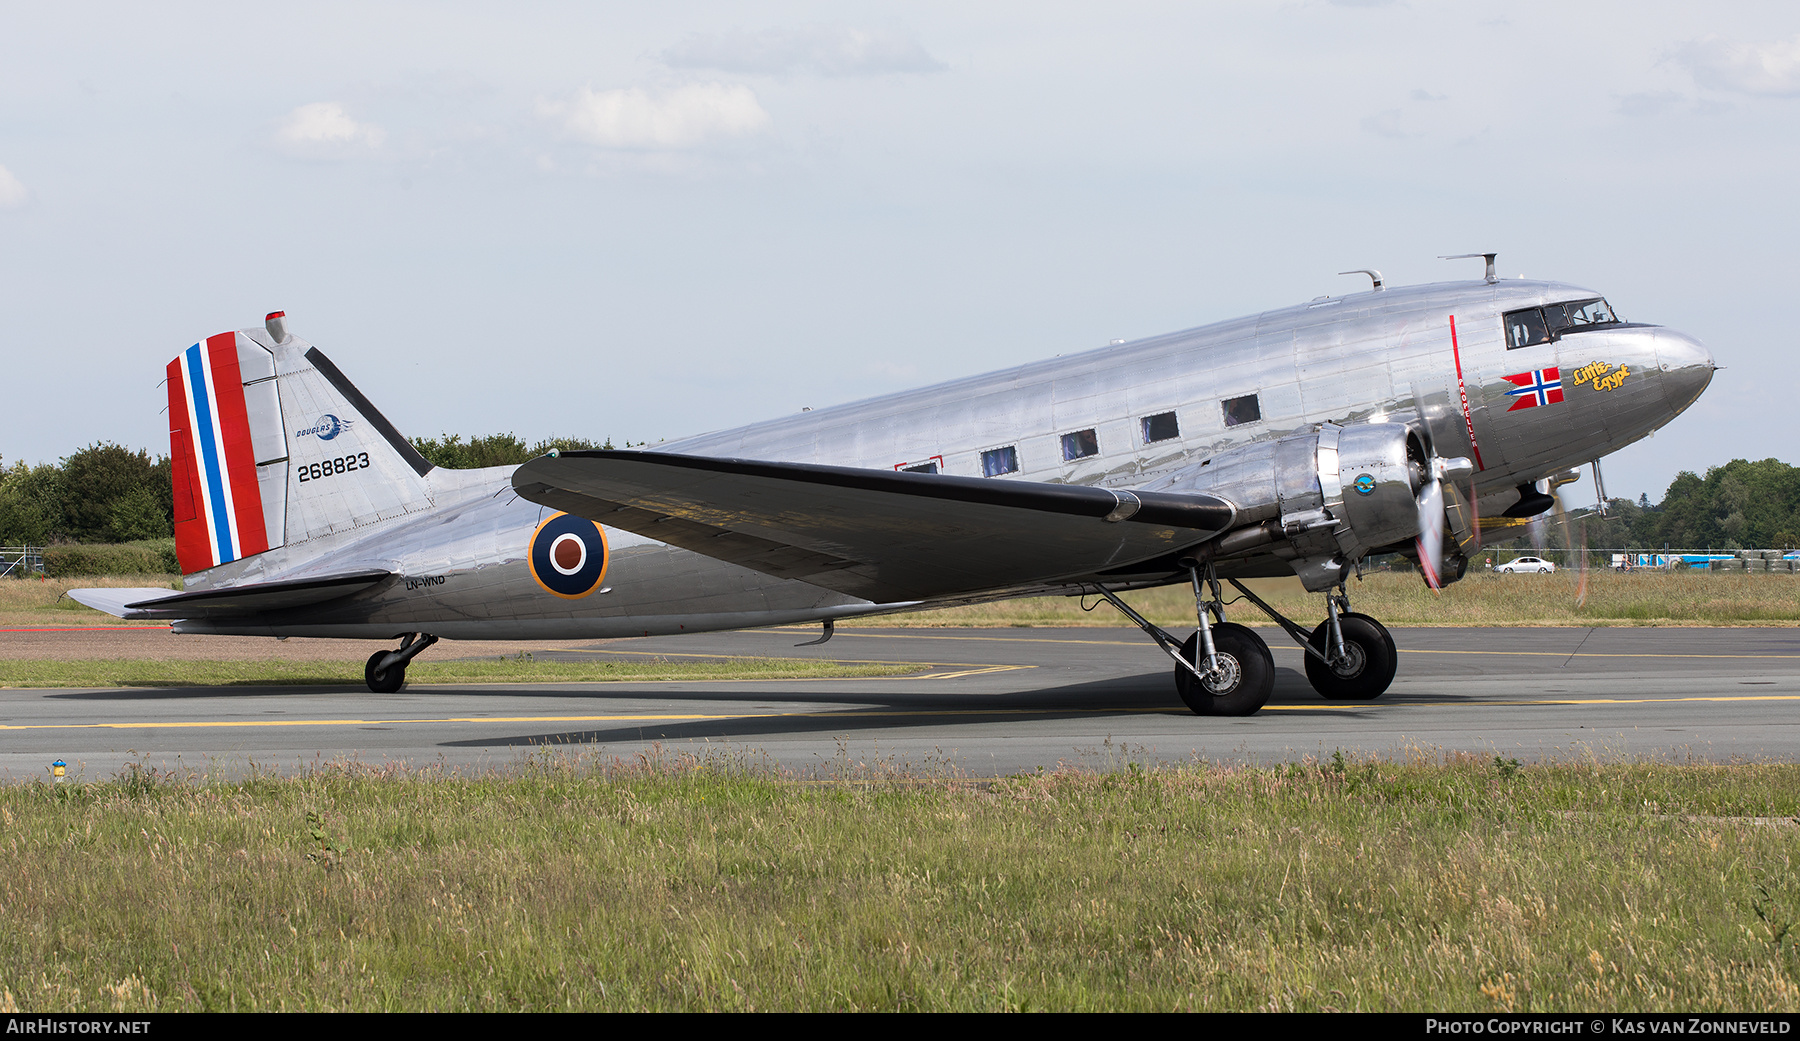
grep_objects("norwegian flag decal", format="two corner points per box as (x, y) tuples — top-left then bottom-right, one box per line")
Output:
(1502, 367), (1564, 411)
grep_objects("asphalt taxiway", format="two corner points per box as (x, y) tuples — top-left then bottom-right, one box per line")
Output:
(3, 625), (1798, 780)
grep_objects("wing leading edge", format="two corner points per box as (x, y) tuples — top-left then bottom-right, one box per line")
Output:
(511, 451), (1235, 602)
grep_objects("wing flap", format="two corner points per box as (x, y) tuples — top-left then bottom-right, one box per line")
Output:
(71, 569), (392, 620)
(513, 451), (1234, 602)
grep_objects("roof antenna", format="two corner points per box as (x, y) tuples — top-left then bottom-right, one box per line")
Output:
(1338, 269), (1384, 291)
(1440, 253), (1498, 284)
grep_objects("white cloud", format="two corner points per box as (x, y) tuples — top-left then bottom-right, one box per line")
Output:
(1674, 35), (1800, 97)
(663, 25), (944, 77)
(545, 83), (771, 149)
(0, 165), (27, 208)
(275, 102), (386, 152)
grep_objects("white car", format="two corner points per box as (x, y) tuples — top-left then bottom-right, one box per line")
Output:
(1496, 556), (1556, 574)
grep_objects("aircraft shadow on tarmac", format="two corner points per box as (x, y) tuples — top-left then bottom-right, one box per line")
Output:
(435, 667), (1418, 748)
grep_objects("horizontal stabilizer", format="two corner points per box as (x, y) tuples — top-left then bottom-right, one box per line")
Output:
(69, 570), (391, 621)
(512, 451), (1234, 602)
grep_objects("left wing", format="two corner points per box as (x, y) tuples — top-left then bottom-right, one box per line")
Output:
(512, 451), (1234, 602)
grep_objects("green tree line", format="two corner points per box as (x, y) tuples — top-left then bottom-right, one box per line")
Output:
(0, 443), (174, 546)
(1513, 458), (1800, 552)
(406, 433), (641, 470)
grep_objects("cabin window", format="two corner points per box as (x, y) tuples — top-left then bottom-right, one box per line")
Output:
(1221, 394), (1261, 427)
(981, 446), (1019, 477)
(1061, 429), (1099, 461)
(1141, 412), (1180, 443)
(895, 455), (943, 474)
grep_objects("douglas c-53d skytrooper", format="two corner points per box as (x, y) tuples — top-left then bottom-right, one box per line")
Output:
(73, 255), (1715, 715)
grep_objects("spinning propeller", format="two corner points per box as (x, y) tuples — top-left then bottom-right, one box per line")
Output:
(1405, 383), (1477, 590)
(1413, 455), (1476, 590)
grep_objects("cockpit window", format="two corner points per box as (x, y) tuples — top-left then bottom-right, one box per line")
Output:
(1505, 309), (1551, 349)
(1562, 298), (1618, 328)
(1506, 298), (1619, 349)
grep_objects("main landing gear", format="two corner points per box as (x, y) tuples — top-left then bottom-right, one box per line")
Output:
(1095, 563), (1397, 717)
(364, 632), (438, 693)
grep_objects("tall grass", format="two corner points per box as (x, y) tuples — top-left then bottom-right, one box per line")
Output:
(869, 570), (1800, 628)
(0, 753), (1795, 1011)
(0, 574), (176, 627)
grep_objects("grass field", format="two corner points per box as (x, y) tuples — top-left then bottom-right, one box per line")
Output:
(0, 656), (921, 688)
(865, 569), (1800, 628)
(0, 753), (1795, 1012)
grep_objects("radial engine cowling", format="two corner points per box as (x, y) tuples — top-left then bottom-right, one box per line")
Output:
(1143, 422), (1430, 590)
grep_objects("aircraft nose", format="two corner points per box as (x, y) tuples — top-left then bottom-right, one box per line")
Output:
(1653, 328), (1715, 412)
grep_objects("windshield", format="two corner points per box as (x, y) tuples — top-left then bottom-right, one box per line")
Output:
(1506, 298), (1620, 348)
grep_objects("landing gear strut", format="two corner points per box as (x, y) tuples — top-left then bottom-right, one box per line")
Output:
(1094, 561), (1275, 716)
(1098, 568), (1399, 714)
(1225, 579), (1397, 701)
(365, 632), (438, 693)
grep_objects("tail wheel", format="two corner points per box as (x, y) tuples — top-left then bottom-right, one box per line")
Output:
(365, 650), (407, 694)
(1304, 613), (1397, 700)
(1174, 623), (1274, 716)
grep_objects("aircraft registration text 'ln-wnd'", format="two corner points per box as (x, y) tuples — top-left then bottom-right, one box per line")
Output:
(72, 259), (1715, 715)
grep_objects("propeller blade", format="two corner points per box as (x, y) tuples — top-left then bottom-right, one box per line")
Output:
(1416, 477), (1445, 590)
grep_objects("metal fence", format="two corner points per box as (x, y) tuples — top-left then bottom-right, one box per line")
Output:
(0, 546), (44, 577)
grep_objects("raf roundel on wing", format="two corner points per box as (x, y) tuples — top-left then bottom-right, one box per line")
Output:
(528, 512), (609, 599)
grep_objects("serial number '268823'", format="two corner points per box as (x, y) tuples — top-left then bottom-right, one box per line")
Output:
(298, 452), (371, 483)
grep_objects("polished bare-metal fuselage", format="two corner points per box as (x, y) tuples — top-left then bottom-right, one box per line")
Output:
(172, 277), (1713, 640)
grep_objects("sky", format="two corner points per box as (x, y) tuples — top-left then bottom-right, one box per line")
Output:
(3, 1), (1796, 505)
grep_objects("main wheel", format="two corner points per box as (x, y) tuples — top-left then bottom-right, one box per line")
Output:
(1303, 613), (1397, 700)
(365, 650), (407, 693)
(1173, 623), (1274, 716)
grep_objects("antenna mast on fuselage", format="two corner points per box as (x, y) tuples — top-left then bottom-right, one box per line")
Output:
(1439, 252), (1498, 284)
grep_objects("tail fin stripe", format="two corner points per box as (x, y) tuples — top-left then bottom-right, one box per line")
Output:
(180, 342), (232, 562)
(173, 335), (271, 571)
(203, 333), (270, 556)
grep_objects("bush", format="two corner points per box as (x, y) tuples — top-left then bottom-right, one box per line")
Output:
(41, 540), (179, 577)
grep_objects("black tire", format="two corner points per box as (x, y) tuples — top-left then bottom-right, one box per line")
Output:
(365, 650), (406, 694)
(1304, 613), (1397, 700)
(1173, 623), (1274, 716)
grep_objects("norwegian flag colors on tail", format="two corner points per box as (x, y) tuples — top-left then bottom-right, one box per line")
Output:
(168, 333), (271, 573)
(1502, 367), (1564, 411)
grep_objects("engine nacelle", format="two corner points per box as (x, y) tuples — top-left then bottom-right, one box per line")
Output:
(1144, 422), (1430, 590)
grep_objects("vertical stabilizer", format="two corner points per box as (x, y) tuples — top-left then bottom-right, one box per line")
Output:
(168, 317), (437, 576)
